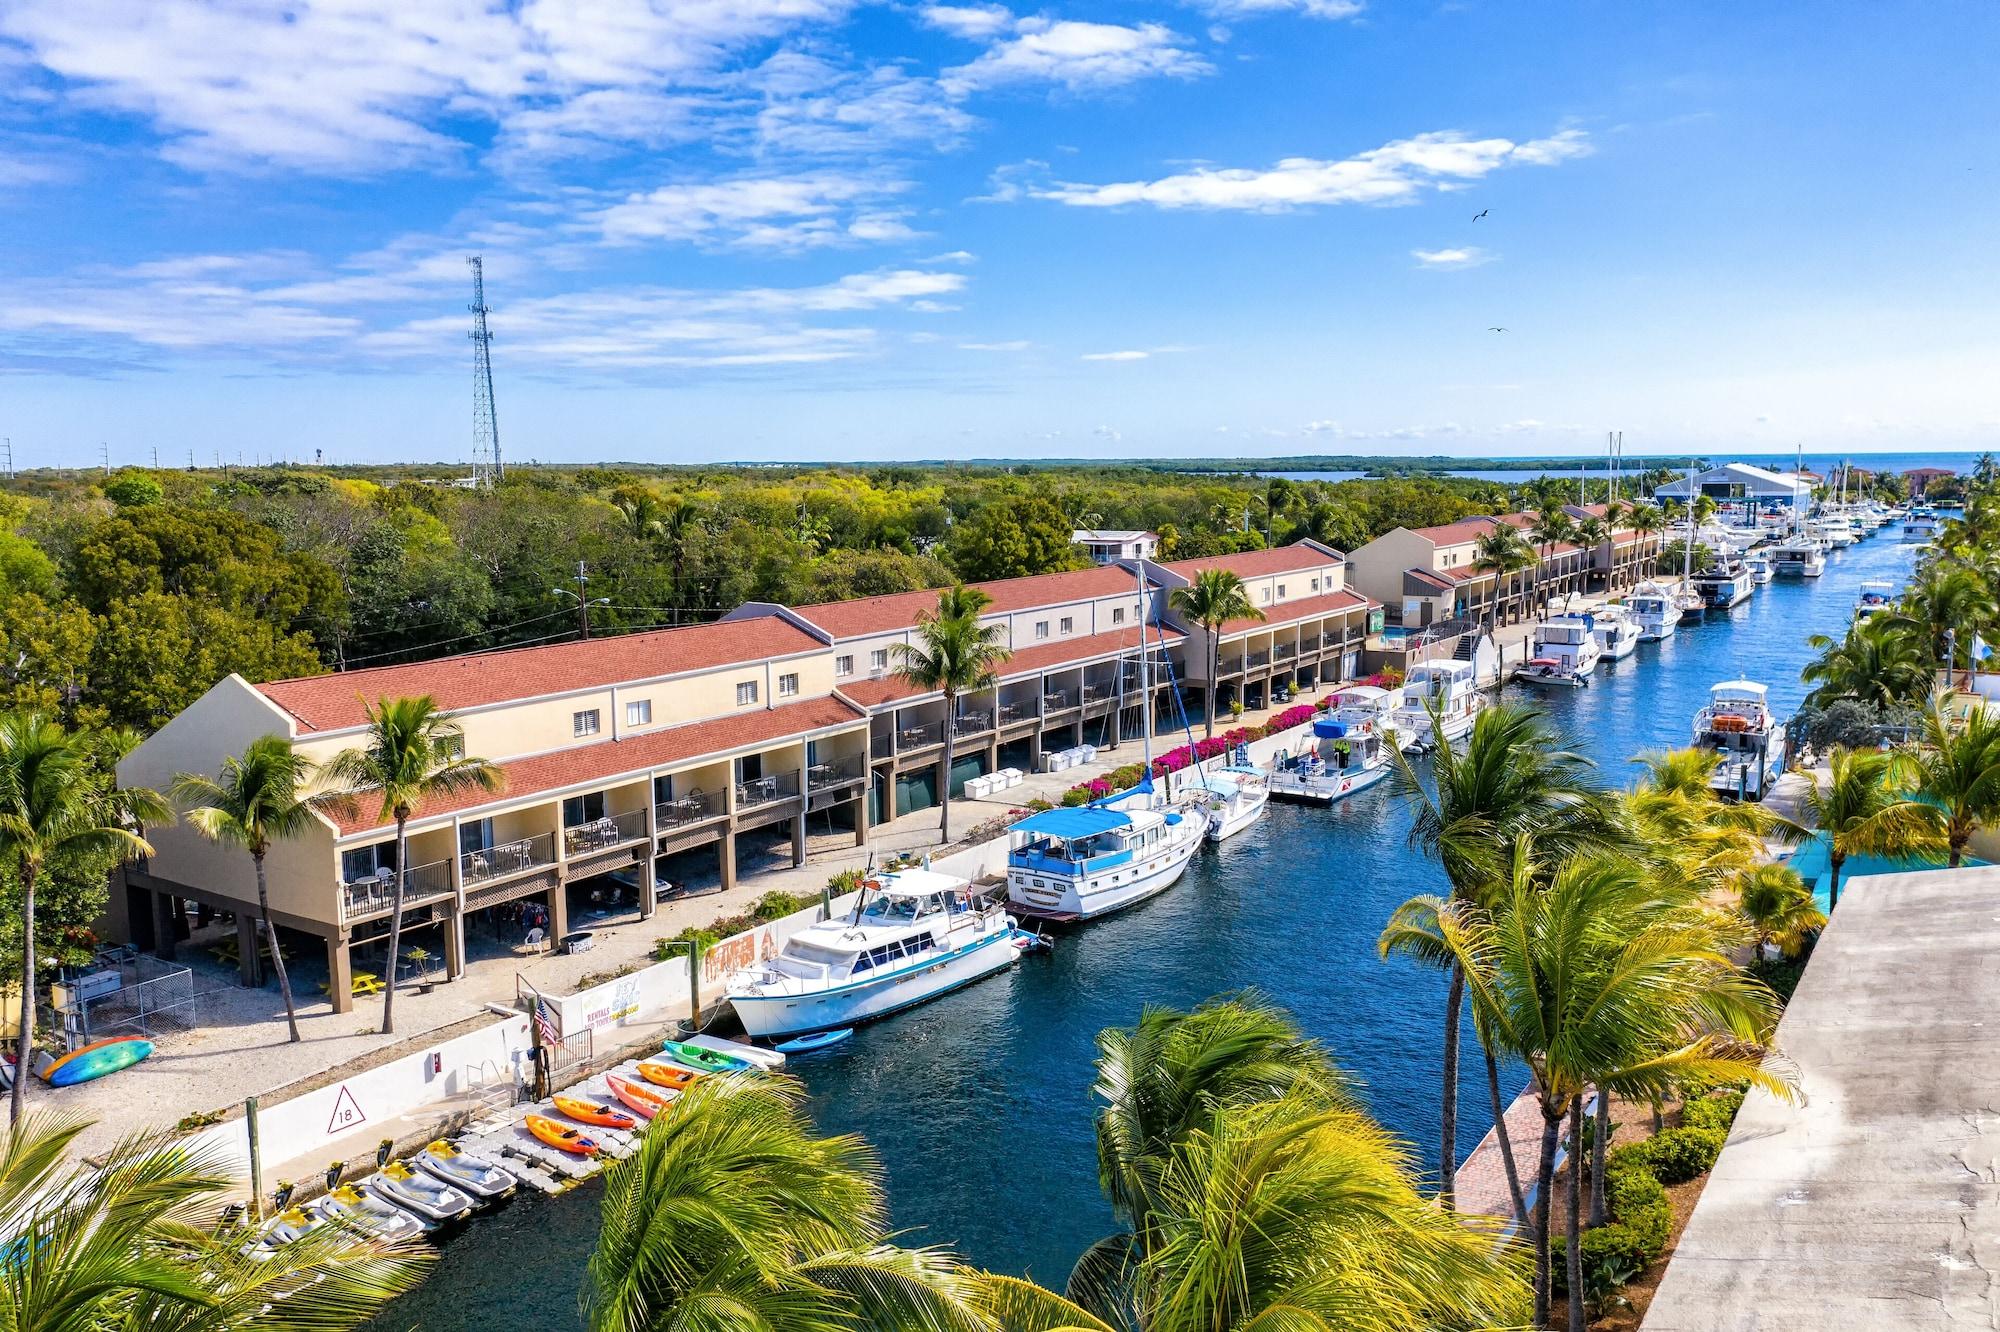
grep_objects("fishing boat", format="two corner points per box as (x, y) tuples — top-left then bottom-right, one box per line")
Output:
(525, 1113), (600, 1156)
(1694, 680), (1788, 802)
(1270, 715), (1392, 805)
(731, 866), (1020, 1036)
(363, 1160), (476, 1224)
(1692, 557), (1756, 607)
(1854, 579), (1898, 622)
(1187, 758), (1270, 842)
(1627, 582), (1680, 642)
(606, 1074), (675, 1119)
(636, 1061), (702, 1091)
(314, 1184), (429, 1241)
(415, 1140), (517, 1201)
(552, 1095), (638, 1131)
(1769, 538), (1826, 578)
(1591, 605), (1644, 662)
(1388, 658), (1481, 749)
(658, 1039), (751, 1074)
(1326, 683), (1409, 749)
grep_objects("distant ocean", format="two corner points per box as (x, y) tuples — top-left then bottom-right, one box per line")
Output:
(1258, 450), (1987, 484)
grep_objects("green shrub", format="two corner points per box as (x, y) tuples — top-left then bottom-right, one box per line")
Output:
(1579, 1223), (1651, 1300)
(1605, 1167), (1672, 1254)
(1681, 1090), (1745, 1133)
(1060, 787), (1091, 807)
(1638, 1126), (1726, 1185)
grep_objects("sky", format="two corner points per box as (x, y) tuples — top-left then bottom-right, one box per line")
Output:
(1, 2), (1997, 468)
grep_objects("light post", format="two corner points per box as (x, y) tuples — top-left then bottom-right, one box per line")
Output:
(552, 560), (611, 640)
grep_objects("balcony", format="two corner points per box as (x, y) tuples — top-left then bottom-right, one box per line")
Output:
(1273, 643), (1298, 661)
(1042, 689), (1076, 713)
(998, 700), (1033, 725)
(1245, 649), (1271, 669)
(895, 721), (944, 751)
(340, 857), (453, 923)
(562, 807), (649, 858)
(656, 790), (723, 830)
(736, 771), (802, 810)
(871, 732), (896, 760)
(952, 711), (992, 738)
(807, 758), (865, 792)
(460, 832), (557, 887)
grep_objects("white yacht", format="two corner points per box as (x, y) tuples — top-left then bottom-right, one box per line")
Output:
(1327, 683), (1410, 750)
(1809, 518), (1856, 548)
(1188, 760), (1270, 842)
(1004, 791), (1205, 921)
(1743, 552), (1774, 585)
(1854, 579), (1898, 623)
(1270, 715), (1393, 805)
(1388, 658), (1481, 749)
(1769, 537), (1827, 578)
(729, 868), (1018, 1038)
(1694, 681), (1788, 802)
(1905, 510), (1939, 542)
(1692, 559), (1756, 607)
(1627, 582), (1679, 642)
(1520, 613), (1602, 687)
(1591, 605), (1644, 662)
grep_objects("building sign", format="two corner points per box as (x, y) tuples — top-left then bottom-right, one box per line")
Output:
(1367, 608), (1386, 635)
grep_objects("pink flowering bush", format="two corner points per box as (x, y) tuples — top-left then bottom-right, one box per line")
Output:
(1054, 696), (1337, 802)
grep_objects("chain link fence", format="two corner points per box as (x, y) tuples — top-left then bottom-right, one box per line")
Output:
(53, 951), (200, 1048)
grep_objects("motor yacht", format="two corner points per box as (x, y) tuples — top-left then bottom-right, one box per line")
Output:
(1326, 683), (1410, 750)
(1692, 557), (1757, 606)
(1743, 552), (1774, 585)
(1693, 680), (1788, 802)
(730, 867), (1019, 1037)
(1627, 582), (1679, 642)
(1591, 605), (1644, 662)
(1187, 759), (1270, 842)
(1854, 579), (1899, 623)
(1004, 790), (1205, 921)
(1769, 537), (1827, 578)
(1270, 715), (1393, 805)
(1388, 658), (1482, 749)
(1519, 613), (1603, 687)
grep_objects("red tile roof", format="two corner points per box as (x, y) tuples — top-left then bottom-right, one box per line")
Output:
(1158, 543), (1342, 581)
(1406, 569), (1455, 592)
(320, 695), (867, 836)
(792, 566), (1154, 640)
(1437, 565), (1499, 584)
(1221, 589), (1373, 635)
(262, 614), (822, 734)
(834, 626), (1186, 708)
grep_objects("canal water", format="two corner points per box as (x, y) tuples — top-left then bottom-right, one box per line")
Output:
(378, 530), (1921, 1330)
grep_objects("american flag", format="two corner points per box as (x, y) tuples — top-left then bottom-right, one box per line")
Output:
(534, 995), (561, 1047)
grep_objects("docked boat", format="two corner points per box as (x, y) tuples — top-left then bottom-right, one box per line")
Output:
(1694, 680), (1788, 802)
(1744, 552), (1774, 585)
(246, 1206), (327, 1261)
(314, 1183), (430, 1241)
(1627, 582), (1680, 642)
(1854, 579), (1898, 622)
(1388, 659), (1481, 749)
(1905, 511), (1939, 542)
(1692, 559), (1756, 607)
(732, 866), (1020, 1035)
(364, 1160), (476, 1225)
(1521, 613), (1603, 686)
(1591, 606), (1644, 662)
(1187, 760), (1270, 842)
(636, 1061), (702, 1091)
(415, 1140), (517, 1201)
(1769, 538), (1826, 578)
(1006, 793), (1204, 922)
(1270, 716), (1393, 805)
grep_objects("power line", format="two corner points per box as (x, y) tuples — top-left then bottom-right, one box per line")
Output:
(336, 607), (574, 667)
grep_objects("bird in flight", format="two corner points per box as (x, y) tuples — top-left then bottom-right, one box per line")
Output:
(1487, 327), (1508, 334)
(1473, 208), (1490, 222)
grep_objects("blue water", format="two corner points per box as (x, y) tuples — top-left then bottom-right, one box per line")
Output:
(1786, 831), (1979, 909)
(377, 531), (1923, 1330)
(1259, 451), (1979, 484)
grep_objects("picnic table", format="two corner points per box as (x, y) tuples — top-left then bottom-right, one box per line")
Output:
(320, 970), (383, 997)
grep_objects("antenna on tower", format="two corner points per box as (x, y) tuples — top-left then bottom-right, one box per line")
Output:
(468, 256), (503, 487)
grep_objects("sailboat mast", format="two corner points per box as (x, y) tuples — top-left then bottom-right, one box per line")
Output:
(1136, 562), (1156, 798)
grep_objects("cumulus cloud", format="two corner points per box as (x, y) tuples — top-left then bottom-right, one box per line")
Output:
(1185, 0), (1363, 17)
(1411, 246), (1492, 269)
(591, 172), (915, 251)
(960, 339), (1031, 351)
(917, 3), (1018, 39)
(941, 18), (1209, 95)
(1039, 128), (1592, 210)
(1082, 349), (1150, 361)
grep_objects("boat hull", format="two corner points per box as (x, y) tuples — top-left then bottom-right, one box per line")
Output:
(1007, 817), (1205, 922)
(1205, 791), (1268, 842)
(729, 928), (1017, 1039)
(1268, 762), (1390, 805)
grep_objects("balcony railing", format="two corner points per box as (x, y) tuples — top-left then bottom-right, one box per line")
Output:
(736, 771), (801, 810)
(1273, 643), (1297, 661)
(656, 790), (723, 830)
(1245, 649), (1271, 668)
(1042, 690), (1075, 712)
(871, 732), (896, 759)
(563, 807), (649, 857)
(461, 832), (557, 886)
(896, 721), (944, 750)
(998, 700), (1033, 725)
(952, 712), (992, 737)
(807, 758), (864, 792)
(341, 857), (453, 921)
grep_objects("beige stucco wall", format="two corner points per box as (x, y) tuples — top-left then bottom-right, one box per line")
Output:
(1346, 530), (1436, 604)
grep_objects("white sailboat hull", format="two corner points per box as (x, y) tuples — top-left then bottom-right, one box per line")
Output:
(1006, 817), (1205, 921)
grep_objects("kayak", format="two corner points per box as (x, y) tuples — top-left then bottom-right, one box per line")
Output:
(774, 1028), (854, 1056)
(552, 1095), (637, 1132)
(658, 1039), (751, 1074)
(606, 1074), (674, 1119)
(41, 1037), (153, 1087)
(525, 1113), (599, 1156)
(636, 1061), (702, 1091)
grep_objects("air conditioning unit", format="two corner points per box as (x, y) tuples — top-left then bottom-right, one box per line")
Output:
(53, 969), (122, 1008)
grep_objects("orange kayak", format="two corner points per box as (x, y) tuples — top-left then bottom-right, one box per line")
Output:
(525, 1113), (599, 1156)
(636, 1062), (701, 1091)
(552, 1095), (637, 1132)
(607, 1074), (674, 1119)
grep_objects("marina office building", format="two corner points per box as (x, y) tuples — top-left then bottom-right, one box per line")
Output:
(114, 542), (1371, 1010)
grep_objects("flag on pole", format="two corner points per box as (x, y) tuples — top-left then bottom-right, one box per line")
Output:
(1975, 636), (1993, 664)
(534, 994), (561, 1046)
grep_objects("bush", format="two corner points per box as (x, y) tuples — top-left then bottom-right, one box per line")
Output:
(1060, 787), (1091, 807)
(1633, 1125), (1726, 1185)
(1681, 1090), (1745, 1133)
(1604, 1165), (1672, 1255)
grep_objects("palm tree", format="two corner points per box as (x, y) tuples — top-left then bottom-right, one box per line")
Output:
(0, 1114), (429, 1329)
(1528, 508), (1575, 611)
(323, 697), (502, 1035)
(1168, 568), (1261, 741)
(1627, 747), (1795, 895)
(1067, 995), (1528, 1332)
(585, 1075), (996, 1332)
(891, 586), (1011, 843)
(172, 735), (317, 1044)
(1471, 526), (1535, 627)
(1897, 565), (1997, 669)
(1735, 863), (1825, 958)
(1906, 705), (2000, 866)
(0, 714), (165, 1123)
(1802, 616), (1932, 710)
(1798, 746), (1945, 911)
(1626, 502), (1665, 573)
(1380, 701), (1621, 1211)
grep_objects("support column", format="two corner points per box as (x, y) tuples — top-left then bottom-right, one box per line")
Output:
(719, 831), (738, 893)
(791, 809), (807, 867)
(151, 890), (179, 962)
(442, 907), (464, 977)
(325, 935), (354, 1016)
(236, 913), (260, 987)
(853, 787), (870, 849)
(639, 796), (659, 921)
(548, 884), (570, 942)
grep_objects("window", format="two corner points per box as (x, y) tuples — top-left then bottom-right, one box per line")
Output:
(778, 672), (799, 698)
(1059, 616), (1073, 634)
(625, 699), (651, 727)
(835, 654), (854, 677)
(1035, 621), (1049, 640)
(736, 680), (759, 706)
(341, 843), (394, 884)
(1112, 607), (1126, 625)
(573, 709), (600, 737)
(1259, 587), (1271, 603)
(458, 819), (492, 856)
(1311, 576), (1320, 592)
(870, 648), (889, 672)
(563, 791), (606, 827)
(1277, 583), (1287, 598)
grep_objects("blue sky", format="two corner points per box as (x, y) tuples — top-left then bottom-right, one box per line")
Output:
(1, 2), (1995, 467)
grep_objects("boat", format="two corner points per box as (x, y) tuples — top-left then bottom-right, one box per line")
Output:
(773, 1028), (855, 1056)
(1905, 511), (1939, 542)
(1590, 605), (1643, 662)
(657, 1039), (751, 1074)
(606, 1074), (675, 1119)
(1326, 683), (1409, 750)
(364, 1159), (476, 1224)
(1516, 657), (1590, 688)
(415, 1140), (517, 1200)
(1854, 579), (1898, 622)
(1270, 716), (1393, 804)
(314, 1183), (430, 1241)
(1691, 558), (1756, 607)
(1768, 538), (1826, 578)
(1694, 680), (1788, 802)
(40, 1037), (153, 1087)
(1744, 553), (1774, 585)
(552, 1095), (639, 1131)
(1627, 582), (1680, 641)
(636, 1061), (702, 1091)
(245, 1206), (326, 1261)
(525, 1113), (600, 1156)
(1525, 613), (1603, 684)
(1187, 760), (1270, 842)
(1006, 796), (1204, 922)
(732, 865), (1021, 1036)
(1388, 658), (1481, 749)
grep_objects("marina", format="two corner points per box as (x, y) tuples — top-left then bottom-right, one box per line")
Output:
(373, 504), (1926, 1332)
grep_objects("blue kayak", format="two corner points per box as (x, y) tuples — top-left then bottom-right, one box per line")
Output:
(774, 1029), (854, 1056)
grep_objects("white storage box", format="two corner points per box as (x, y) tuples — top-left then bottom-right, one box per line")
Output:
(1079, 744), (1098, 762)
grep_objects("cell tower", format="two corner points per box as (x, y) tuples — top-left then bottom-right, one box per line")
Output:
(468, 255), (503, 486)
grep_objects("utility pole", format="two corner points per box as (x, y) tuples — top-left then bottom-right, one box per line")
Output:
(553, 561), (607, 640)
(2, 438), (11, 478)
(469, 256), (502, 486)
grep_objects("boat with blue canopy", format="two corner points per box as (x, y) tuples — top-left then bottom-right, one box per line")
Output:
(1270, 716), (1392, 805)
(1185, 755), (1270, 843)
(1005, 776), (1205, 921)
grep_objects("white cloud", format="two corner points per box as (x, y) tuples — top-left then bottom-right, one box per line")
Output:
(959, 339), (1030, 351)
(592, 172), (913, 250)
(1411, 246), (1492, 269)
(1039, 128), (1592, 210)
(1188, 0), (1363, 16)
(752, 61), (975, 156)
(941, 19), (1209, 95)
(917, 3), (1017, 39)
(1082, 349), (1149, 361)
(1093, 425), (1123, 440)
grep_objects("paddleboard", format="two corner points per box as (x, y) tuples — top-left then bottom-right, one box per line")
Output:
(42, 1037), (153, 1087)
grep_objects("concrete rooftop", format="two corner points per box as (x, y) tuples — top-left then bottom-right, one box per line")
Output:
(1645, 865), (2000, 1331)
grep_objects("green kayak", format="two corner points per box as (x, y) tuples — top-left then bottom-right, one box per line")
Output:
(659, 1039), (752, 1074)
